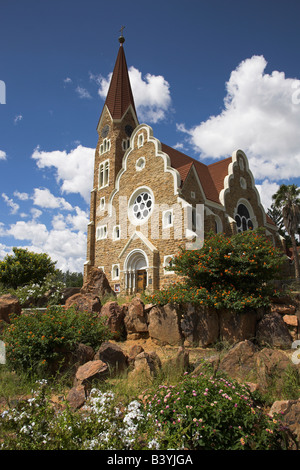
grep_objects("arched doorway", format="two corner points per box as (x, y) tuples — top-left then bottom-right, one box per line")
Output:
(124, 249), (148, 293)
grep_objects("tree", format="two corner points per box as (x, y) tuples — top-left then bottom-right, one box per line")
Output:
(0, 248), (57, 289)
(272, 184), (300, 280)
(148, 229), (285, 311)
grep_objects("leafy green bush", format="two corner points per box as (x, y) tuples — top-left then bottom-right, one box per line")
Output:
(14, 273), (66, 307)
(143, 371), (289, 450)
(0, 248), (57, 289)
(148, 229), (285, 311)
(2, 305), (111, 375)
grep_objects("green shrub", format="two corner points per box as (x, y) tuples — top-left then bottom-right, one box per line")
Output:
(143, 371), (290, 450)
(147, 229), (285, 311)
(2, 305), (111, 375)
(14, 273), (66, 307)
(0, 248), (57, 289)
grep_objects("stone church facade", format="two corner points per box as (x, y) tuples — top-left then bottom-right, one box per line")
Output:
(84, 35), (281, 294)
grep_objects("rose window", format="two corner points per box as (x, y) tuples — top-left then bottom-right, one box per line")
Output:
(235, 204), (254, 232)
(132, 191), (153, 221)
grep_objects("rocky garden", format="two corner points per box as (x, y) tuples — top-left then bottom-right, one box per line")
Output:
(0, 231), (300, 450)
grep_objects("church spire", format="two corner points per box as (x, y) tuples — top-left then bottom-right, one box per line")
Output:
(104, 32), (137, 121)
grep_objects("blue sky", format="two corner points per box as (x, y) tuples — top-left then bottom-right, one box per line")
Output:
(1, 0), (300, 272)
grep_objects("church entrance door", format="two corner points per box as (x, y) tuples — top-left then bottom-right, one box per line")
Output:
(137, 270), (147, 292)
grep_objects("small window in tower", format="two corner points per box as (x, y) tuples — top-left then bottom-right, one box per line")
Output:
(122, 138), (130, 151)
(99, 160), (109, 188)
(112, 264), (120, 280)
(100, 138), (111, 155)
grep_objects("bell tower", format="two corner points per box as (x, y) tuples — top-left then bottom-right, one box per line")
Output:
(84, 33), (139, 278)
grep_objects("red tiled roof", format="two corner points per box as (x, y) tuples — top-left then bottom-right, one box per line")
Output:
(161, 143), (221, 204)
(207, 157), (232, 194)
(105, 42), (137, 120)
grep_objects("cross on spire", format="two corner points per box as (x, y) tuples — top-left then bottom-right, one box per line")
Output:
(119, 26), (125, 44)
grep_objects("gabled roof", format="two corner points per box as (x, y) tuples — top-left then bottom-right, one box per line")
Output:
(161, 143), (224, 204)
(104, 38), (137, 121)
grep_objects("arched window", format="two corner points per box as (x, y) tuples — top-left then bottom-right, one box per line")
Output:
(235, 203), (254, 232)
(112, 264), (120, 280)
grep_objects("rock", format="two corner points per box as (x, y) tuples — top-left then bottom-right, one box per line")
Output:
(64, 292), (101, 313)
(67, 384), (86, 409)
(81, 267), (115, 298)
(219, 340), (257, 382)
(283, 315), (298, 327)
(124, 298), (148, 339)
(61, 287), (81, 304)
(94, 341), (128, 374)
(128, 344), (144, 358)
(166, 346), (190, 372)
(270, 304), (296, 315)
(127, 344), (144, 365)
(269, 399), (300, 447)
(0, 294), (22, 324)
(193, 354), (220, 376)
(74, 360), (108, 389)
(128, 351), (161, 382)
(99, 301), (126, 339)
(148, 303), (183, 346)
(72, 343), (95, 366)
(256, 312), (293, 349)
(245, 382), (260, 393)
(283, 315), (299, 341)
(181, 304), (219, 347)
(255, 348), (294, 391)
(218, 308), (260, 344)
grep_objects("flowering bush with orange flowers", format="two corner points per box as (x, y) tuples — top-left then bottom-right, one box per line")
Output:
(1, 305), (111, 375)
(148, 229), (285, 311)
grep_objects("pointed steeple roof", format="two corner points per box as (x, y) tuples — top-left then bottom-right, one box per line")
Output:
(104, 35), (137, 121)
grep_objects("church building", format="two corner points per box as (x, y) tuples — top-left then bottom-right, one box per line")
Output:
(84, 34), (281, 294)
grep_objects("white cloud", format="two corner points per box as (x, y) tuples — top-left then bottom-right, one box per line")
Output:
(0, 150), (7, 160)
(31, 145), (95, 203)
(178, 55), (300, 182)
(8, 220), (49, 246)
(2, 193), (19, 215)
(14, 191), (29, 201)
(256, 179), (280, 211)
(0, 243), (12, 259)
(66, 206), (89, 232)
(33, 188), (73, 211)
(64, 77), (72, 84)
(31, 208), (42, 219)
(76, 86), (91, 99)
(4, 217), (87, 272)
(95, 66), (171, 123)
(14, 114), (23, 124)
